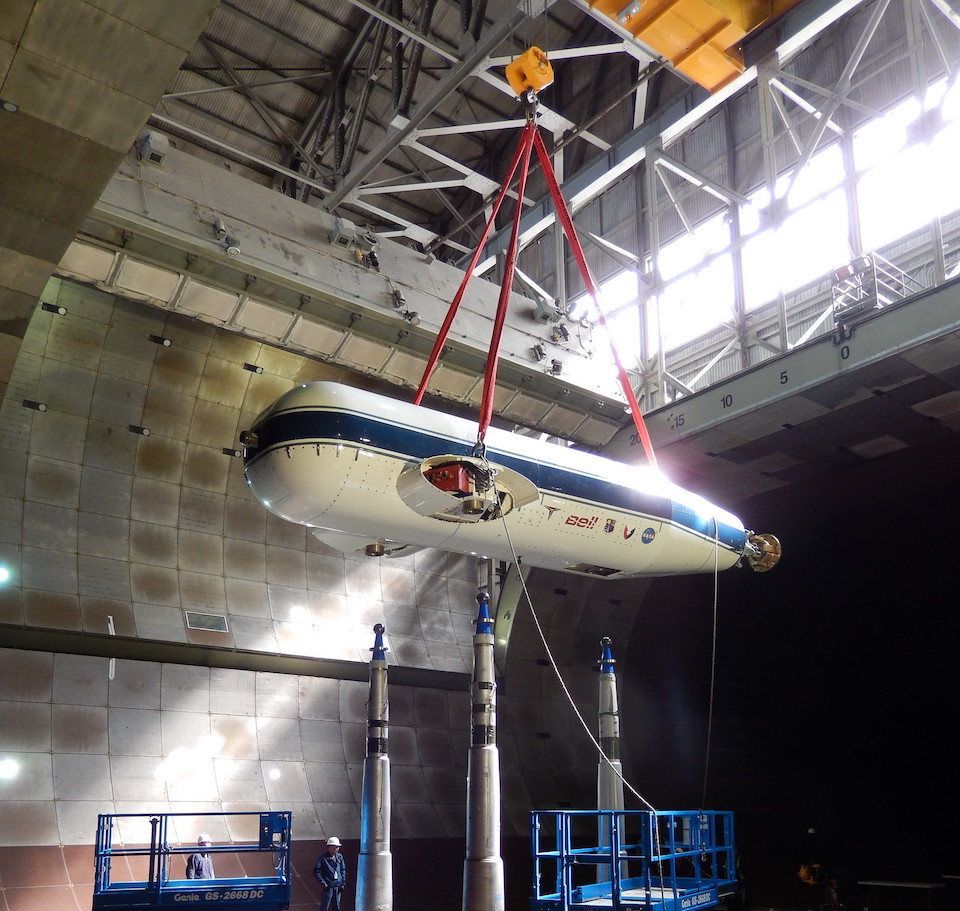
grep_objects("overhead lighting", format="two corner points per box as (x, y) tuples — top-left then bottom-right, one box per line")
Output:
(22, 400), (46, 412)
(149, 334), (172, 347)
(213, 217), (241, 256)
(41, 302), (67, 315)
(0, 99), (19, 113)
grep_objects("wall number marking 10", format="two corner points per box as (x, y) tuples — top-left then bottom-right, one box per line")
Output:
(631, 367), (794, 446)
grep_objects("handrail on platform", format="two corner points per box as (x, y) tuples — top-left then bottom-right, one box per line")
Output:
(92, 810), (292, 911)
(532, 809), (738, 911)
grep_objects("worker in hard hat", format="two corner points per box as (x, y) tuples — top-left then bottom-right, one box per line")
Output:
(313, 836), (347, 911)
(186, 834), (215, 879)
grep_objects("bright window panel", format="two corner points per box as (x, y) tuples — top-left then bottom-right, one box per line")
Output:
(942, 76), (960, 123)
(658, 212), (731, 280)
(857, 142), (931, 250)
(605, 304), (643, 365)
(576, 269), (639, 323)
(789, 142), (845, 207)
(856, 74), (960, 251)
(576, 270), (644, 366)
(928, 118), (960, 214)
(742, 189), (849, 308)
(657, 253), (735, 349)
(740, 144), (845, 236)
(853, 94), (921, 171)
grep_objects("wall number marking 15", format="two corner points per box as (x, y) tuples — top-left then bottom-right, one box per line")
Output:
(635, 368), (793, 445)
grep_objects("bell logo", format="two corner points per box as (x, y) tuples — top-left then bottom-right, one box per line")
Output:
(565, 515), (598, 528)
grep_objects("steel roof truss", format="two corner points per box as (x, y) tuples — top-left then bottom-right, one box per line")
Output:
(784, 0), (894, 200)
(148, 113), (332, 196)
(200, 37), (321, 170)
(656, 152), (749, 205)
(768, 77), (845, 138)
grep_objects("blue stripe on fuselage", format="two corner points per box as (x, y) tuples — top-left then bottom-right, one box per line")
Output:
(246, 406), (744, 552)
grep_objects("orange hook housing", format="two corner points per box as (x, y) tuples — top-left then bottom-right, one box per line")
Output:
(505, 47), (554, 97)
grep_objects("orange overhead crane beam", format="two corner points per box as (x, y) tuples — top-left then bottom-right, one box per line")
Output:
(589, 0), (804, 92)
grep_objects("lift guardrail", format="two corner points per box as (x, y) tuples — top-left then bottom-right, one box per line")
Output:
(531, 809), (737, 911)
(92, 811), (292, 911)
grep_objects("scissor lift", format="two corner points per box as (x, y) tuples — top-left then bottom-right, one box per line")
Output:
(532, 809), (738, 910)
(92, 811), (292, 911)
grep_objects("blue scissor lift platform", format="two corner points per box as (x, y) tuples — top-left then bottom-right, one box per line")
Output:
(92, 811), (292, 911)
(532, 809), (738, 911)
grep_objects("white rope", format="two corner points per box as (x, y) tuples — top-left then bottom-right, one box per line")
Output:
(486, 467), (668, 894)
(700, 521), (721, 810)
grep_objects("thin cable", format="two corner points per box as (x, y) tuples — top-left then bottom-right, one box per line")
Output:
(487, 471), (672, 819)
(700, 521), (721, 810)
(495, 488), (656, 810)
(485, 473), (676, 901)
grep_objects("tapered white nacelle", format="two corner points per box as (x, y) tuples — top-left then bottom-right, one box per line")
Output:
(241, 382), (779, 579)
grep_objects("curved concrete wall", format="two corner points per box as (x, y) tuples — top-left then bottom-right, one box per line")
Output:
(0, 277), (648, 849)
(0, 277), (484, 670)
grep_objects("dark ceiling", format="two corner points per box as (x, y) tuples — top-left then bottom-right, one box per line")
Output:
(149, 0), (682, 261)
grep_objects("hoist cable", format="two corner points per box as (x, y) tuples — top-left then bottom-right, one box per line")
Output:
(701, 523), (722, 809)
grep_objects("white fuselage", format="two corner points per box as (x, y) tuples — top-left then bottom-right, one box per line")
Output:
(242, 382), (749, 579)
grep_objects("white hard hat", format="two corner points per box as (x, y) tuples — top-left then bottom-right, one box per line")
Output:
(198, 834), (212, 845)
(326, 836), (341, 847)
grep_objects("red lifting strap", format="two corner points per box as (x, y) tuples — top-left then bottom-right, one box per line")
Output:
(414, 111), (657, 467)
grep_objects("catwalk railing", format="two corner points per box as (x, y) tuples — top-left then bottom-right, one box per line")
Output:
(531, 809), (738, 911)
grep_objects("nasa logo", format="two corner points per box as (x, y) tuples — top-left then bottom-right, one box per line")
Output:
(641, 527), (656, 544)
(604, 518), (615, 533)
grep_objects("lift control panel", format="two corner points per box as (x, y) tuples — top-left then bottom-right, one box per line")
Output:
(92, 811), (292, 911)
